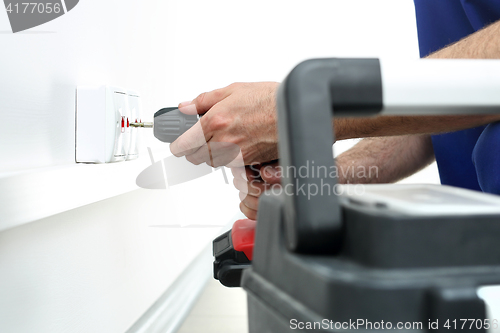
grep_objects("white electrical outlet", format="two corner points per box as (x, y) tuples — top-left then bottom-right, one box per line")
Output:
(127, 90), (143, 161)
(76, 86), (141, 163)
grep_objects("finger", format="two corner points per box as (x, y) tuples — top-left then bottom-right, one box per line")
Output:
(260, 162), (281, 184)
(224, 150), (245, 168)
(240, 202), (257, 220)
(170, 121), (210, 157)
(233, 177), (250, 194)
(179, 85), (235, 115)
(238, 189), (248, 202)
(233, 177), (268, 196)
(239, 191), (259, 211)
(177, 103), (198, 115)
(185, 144), (211, 165)
(231, 167), (247, 180)
(208, 142), (243, 168)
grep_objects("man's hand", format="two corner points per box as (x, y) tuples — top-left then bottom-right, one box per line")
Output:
(170, 82), (280, 167)
(231, 161), (281, 220)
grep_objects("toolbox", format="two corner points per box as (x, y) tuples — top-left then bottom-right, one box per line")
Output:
(213, 58), (500, 332)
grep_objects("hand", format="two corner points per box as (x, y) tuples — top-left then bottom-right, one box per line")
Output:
(170, 82), (280, 167)
(231, 161), (281, 220)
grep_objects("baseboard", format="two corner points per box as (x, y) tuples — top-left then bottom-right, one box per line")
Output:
(125, 215), (240, 333)
(125, 244), (211, 333)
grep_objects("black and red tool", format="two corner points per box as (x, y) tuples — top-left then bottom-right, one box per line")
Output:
(213, 219), (256, 287)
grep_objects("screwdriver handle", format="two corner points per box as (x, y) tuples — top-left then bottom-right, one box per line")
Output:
(153, 107), (200, 143)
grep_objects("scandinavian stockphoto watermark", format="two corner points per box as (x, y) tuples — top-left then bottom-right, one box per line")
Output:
(135, 142), (379, 227)
(3, 0), (79, 33)
(248, 161), (379, 199)
(136, 144), (379, 201)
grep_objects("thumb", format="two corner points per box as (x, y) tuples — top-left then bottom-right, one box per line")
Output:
(178, 84), (234, 115)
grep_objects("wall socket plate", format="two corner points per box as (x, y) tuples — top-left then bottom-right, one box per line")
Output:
(127, 90), (142, 161)
(76, 86), (142, 163)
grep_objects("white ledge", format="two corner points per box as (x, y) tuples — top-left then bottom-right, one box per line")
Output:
(0, 156), (152, 232)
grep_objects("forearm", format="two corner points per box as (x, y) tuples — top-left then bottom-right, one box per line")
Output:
(334, 114), (500, 141)
(336, 135), (435, 184)
(428, 19), (500, 59)
(334, 19), (500, 141)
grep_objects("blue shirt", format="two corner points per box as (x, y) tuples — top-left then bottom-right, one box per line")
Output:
(414, 0), (500, 194)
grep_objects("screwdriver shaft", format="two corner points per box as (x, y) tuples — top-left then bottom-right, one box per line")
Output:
(130, 122), (153, 128)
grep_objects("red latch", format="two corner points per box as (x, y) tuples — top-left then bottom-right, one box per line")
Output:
(231, 219), (256, 260)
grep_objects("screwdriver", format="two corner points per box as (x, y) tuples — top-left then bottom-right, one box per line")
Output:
(130, 107), (199, 143)
(132, 107), (229, 182)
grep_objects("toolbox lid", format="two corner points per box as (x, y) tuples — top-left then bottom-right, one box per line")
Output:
(340, 184), (500, 216)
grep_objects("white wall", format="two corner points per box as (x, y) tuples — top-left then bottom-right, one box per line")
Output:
(0, 1), (241, 332)
(0, 1), (435, 332)
(171, 0), (420, 95)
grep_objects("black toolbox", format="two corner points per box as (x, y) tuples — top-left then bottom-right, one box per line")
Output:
(238, 58), (500, 332)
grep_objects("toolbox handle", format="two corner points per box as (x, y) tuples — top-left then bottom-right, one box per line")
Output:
(276, 58), (383, 253)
